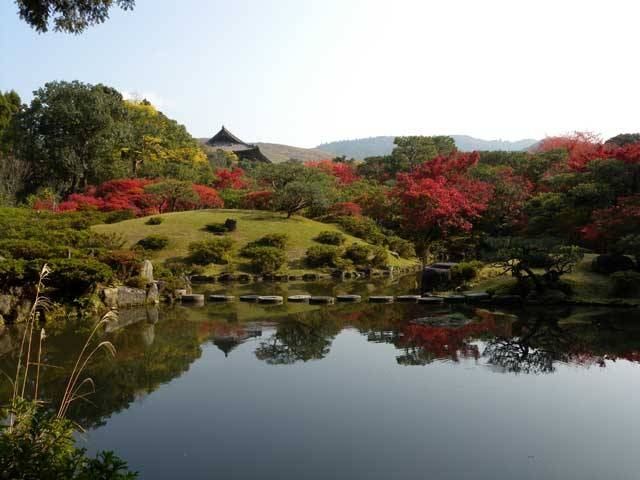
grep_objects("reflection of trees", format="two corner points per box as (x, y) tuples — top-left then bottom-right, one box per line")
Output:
(483, 309), (584, 374)
(255, 311), (341, 365)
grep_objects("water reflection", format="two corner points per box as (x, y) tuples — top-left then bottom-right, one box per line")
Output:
(2, 288), (640, 431)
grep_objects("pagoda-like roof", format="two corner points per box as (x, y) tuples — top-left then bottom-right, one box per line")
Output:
(206, 126), (271, 163)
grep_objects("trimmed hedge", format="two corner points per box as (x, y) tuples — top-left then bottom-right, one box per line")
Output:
(314, 231), (346, 246)
(188, 237), (235, 265)
(136, 235), (169, 251)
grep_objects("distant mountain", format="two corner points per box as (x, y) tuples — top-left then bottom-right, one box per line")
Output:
(198, 138), (332, 164)
(317, 135), (539, 159)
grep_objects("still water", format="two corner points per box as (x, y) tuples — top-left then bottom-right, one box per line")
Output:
(2, 278), (640, 479)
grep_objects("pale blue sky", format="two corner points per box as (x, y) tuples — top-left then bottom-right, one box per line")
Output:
(1, 0), (638, 147)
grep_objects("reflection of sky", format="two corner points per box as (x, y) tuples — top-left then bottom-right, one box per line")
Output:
(85, 328), (640, 480)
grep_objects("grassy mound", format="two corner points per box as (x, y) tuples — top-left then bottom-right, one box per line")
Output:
(93, 209), (417, 275)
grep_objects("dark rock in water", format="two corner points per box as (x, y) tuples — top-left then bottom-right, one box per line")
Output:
(396, 295), (421, 303)
(309, 296), (335, 304)
(369, 296), (394, 303)
(336, 294), (361, 302)
(209, 294), (235, 302)
(288, 295), (311, 302)
(239, 295), (260, 302)
(218, 273), (236, 282)
(302, 273), (319, 281)
(411, 315), (472, 327)
(591, 254), (635, 274)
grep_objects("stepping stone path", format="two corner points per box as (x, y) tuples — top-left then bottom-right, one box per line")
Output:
(309, 296), (335, 305)
(287, 295), (311, 303)
(209, 295), (235, 302)
(395, 295), (421, 303)
(180, 294), (205, 303)
(463, 292), (491, 302)
(258, 295), (284, 304)
(417, 296), (444, 304)
(336, 294), (362, 302)
(369, 296), (394, 303)
(239, 295), (261, 302)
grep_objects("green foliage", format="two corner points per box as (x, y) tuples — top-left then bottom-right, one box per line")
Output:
(246, 246), (287, 274)
(314, 231), (346, 245)
(205, 222), (229, 234)
(344, 243), (371, 265)
(1, 399), (137, 479)
(0, 258), (41, 289)
(385, 235), (415, 258)
(145, 216), (163, 225)
(104, 210), (136, 224)
(370, 246), (388, 267)
(188, 237), (235, 265)
(240, 234), (289, 257)
(451, 261), (484, 284)
(48, 258), (114, 296)
(255, 162), (336, 217)
(305, 245), (342, 268)
(136, 235), (169, 251)
(0, 239), (66, 260)
(334, 215), (385, 245)
(610, 270), (640, 297)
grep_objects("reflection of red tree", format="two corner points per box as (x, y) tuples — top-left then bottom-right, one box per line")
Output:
(398, 314), (505, 362)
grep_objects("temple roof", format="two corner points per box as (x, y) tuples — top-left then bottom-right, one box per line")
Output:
(206, 126), (271, 163)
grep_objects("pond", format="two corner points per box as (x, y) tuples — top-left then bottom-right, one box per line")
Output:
(2, 277), (640, 479)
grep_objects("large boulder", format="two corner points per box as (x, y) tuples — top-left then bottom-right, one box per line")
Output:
(141, 260), (154, 283)
(591, 254), (635, 275)
(102, 286), (147, 308)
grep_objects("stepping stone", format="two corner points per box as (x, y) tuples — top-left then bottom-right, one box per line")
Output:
(288, 295), (311, 303)
(336, 294), (362, 302)
(309, 296), (335, 305)
(369, 296), (394, 303)
(208, 295), (235, 302)
(442, 295), (466, 303)
(395, 295), (421, 303)
(258, 295), (284, 304)
(463, 292), (491, 302)
(417, 296), (444, 304)
(180, 294), (205, 303)
(239, 295), (260, 302)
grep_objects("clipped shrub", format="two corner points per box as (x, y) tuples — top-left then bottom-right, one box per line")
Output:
(385, 236), (416, 258)
(305, 245), (342, 268)
(188, 237), (235, 265)
(48, 258), (114, 296)
(205, 222), (229, 234)
(248, 246), (287, 274)
(611, 270), (640, 297)
(145, 216), (163, 225)
(592, 254), (636, 275)
(451, 260), (484, 284)
(104, 209), (136, 224)
(344, 243), (372, 266)
(240, 234), (289, 256)
(370, 246), (388, 267)
(315, 231), (346, 246)
(136, 235), (169, 251)
(0, 239), (66, 260)
(335, 215), (385, 245)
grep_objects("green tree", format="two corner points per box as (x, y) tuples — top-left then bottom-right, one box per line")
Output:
(605, 133), (640, 147)
(256, 162), (336, 218)
(144, 180), (197, 213)
(13, 81), (127, 196)
(0, 90), (21, 147)
(15, 0), (135, 34)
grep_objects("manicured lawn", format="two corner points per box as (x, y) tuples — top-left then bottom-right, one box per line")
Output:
(93, 209), (418, 275)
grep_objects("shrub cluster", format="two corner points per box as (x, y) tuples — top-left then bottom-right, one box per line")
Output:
(451, 260), (484, 285)
(205, 218), (237, 234)
(305, 245), (343, 268)
(240, 233), (288, 256)
(334, 215), (385, 245)
(314, 231), (346, 245)
(188, 237), (235, 265)
(385, 235), (416, 258)
(247, 247), (287, 274)
(136, 235), (169, 251)
(145, 216), (163, 225)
